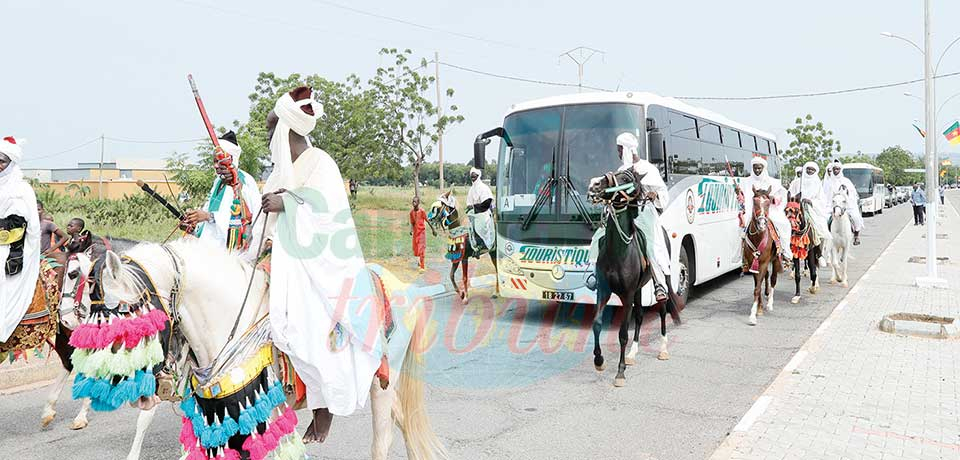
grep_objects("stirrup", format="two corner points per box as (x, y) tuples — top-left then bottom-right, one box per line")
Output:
(655, 285), (667, 301)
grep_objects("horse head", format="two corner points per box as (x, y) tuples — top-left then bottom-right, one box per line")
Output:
(59, 252), (93, 329)
(427, 192), (460, 231)
(832, 191), (847, 218)
(752, 186), (772, 229)
(587, 168), (642, 207)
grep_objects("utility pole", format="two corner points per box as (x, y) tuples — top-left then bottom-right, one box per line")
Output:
(435, 51), (444, 192)
(98, 134), (105, 200)
(918, 0), (947, 288)
(559, 46), (605, 93)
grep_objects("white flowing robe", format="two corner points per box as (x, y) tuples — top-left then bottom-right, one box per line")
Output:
(740, 172), (792, 258)
(822, 174), (864, 232)
(195, 170), (262, 259)
(0, 165), (40, 343)
(622, 160), (672, 289)
(265, 147), (381, 416)
(798, 172), (832, 245)
(466, 177), (495, 249)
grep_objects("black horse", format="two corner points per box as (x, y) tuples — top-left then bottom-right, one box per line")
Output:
(785, 198), (822, 304)
(587, 169), (682, 387)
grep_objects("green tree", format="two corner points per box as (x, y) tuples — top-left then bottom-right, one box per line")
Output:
(874, 145), (923, 186)
(245, 72), (403, 185)
(369, 48), (464, 199)
(166, 151), (214, 207)
(839, 150), (875, 166)
(783, 114), (842, 173)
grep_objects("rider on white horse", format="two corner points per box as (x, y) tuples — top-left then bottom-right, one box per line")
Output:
(260, 86), (386, 442)
(740, 156), (792, 264)
(616, 132), (671, 301)
(822, 160), (863, 245)
(466, 167), (495, 253)
(0, 136), (41, 343)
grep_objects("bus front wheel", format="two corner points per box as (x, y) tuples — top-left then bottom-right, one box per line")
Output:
(677, 245), (692, 308)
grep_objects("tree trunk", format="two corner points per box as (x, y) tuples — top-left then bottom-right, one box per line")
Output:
(413, 158), (422, 200)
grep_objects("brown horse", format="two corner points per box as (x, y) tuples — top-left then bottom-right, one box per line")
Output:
(742, 187), (782, 326)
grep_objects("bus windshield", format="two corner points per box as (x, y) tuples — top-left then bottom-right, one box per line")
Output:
(843, 169), (873, 196)
(497, 103), (643, 222)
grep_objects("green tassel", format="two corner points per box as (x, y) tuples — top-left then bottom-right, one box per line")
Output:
(146, 338), (164, 366)
(71, 349), (90, 370)
(85, 348), (113, 378)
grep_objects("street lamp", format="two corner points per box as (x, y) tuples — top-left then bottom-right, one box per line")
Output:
(881, 2), (950, 288)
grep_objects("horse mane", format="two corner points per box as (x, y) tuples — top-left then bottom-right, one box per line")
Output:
(111, 238), (250, 303)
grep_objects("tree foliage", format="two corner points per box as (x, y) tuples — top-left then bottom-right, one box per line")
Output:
(875, 145), (924, 186)
(783, 114), (842, 174)
(369, 48), (464, 199)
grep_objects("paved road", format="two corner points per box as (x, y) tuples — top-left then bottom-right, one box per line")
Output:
(0, 203), (913, 460)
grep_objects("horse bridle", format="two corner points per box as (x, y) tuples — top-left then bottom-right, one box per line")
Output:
(593, 170), (650, 246)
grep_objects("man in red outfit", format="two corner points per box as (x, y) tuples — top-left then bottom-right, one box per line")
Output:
(409, 196), (431, 271)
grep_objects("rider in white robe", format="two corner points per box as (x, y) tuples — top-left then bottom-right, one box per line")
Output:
(821, 160), (863, 245)
(466, 167), (495, 252)
(182, 132), (262, 259)
(0, 136), (41, 343)
(788, 166), (803, 198)
(741, 156), (792, 262)
(798, 161), (832, 247)
(614, 132), (672, 299)
(261, 87), (382, 422)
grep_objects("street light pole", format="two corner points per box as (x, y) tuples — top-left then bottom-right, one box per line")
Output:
(919, 0), (947, 288)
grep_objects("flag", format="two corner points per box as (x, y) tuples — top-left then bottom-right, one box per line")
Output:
(913, 123), (926, 138)
(944, 121), (960, 145)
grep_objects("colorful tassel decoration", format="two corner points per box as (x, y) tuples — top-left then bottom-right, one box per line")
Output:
(238, 399), (258, 435)
(180, 416), (198, 448)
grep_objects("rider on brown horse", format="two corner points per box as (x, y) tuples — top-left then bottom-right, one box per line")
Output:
(739, 156), (791, 268)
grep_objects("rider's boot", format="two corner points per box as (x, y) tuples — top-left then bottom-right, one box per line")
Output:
(654, 283), (667, 302)
(853, 231), (861, 246)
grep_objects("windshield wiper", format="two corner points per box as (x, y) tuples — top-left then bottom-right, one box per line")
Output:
(559, 175), (597, 230)
(521, 146), (556, 231)
(522, 177), (556, 231)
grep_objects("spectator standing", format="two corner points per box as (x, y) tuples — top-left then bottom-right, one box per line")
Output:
(911, 183), (927, 226)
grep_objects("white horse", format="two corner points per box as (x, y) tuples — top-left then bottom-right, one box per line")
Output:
(830, 192), (852, 287)
(40, 252), (93, 431)
(98, 239), (446, 460)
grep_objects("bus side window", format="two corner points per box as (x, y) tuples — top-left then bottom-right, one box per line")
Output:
(668, 111), (701, 176)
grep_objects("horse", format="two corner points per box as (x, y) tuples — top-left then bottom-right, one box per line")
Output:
(742, 187), (782, 326)
(95, 239), (446, 460)
(785, 197), (822, 304)
(829, 192), (852, 287)
(38, 235), (137, 432)
(426, 191), (497, 303)
(586, 168), (681, 387)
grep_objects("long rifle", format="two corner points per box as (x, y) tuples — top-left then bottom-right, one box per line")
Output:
(187, 74), (252, 250)
(724, 156), (746, 227)
(136, 180), (184, 221)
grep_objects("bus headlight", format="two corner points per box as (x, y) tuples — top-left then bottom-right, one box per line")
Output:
(499, 256), (522, 275)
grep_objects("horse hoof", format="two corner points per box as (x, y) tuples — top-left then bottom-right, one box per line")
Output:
(748, 317), (757, 326)
(40, 414), (55, 428)
(841, 282), (848, 288)
(657, 351), (670, 361)
(791, 296), (800, 304)
(69, 419), (88, 430)
(613, 377), (626, 387)
(595, 363), (606, 372)
(809, 287), (819, 294)
(624, 356), (636, 366)
(757, 309), (764, 317)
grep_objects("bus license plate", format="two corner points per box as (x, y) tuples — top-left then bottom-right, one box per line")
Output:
(542, 290), (574, 301)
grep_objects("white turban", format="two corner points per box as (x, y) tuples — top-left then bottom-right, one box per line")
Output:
(803, 161), (819, 175)
(795, 166), (802, 174)
(470, 167), (482, 179)
(269, 89), (323, 190)
(831, 160), (843, 172)
(219, 138), (241, 161)
(0, 137), (24, 163)
(616, 132), (640, 169)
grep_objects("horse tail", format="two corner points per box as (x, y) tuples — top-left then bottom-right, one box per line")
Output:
(397, 313), (448, 460)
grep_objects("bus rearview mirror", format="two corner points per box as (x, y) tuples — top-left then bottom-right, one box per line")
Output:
(474, 138), (488, 169)
(648, 129), (664, 163)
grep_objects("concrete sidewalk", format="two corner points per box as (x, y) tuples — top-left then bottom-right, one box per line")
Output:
(710, 197), (960, 460)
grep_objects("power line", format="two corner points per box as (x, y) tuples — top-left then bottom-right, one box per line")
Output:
(306, 0), (551, 56)
(104, 136), (207, 144)
(440, 61), (611, 92)
(21, 138), (101, 163)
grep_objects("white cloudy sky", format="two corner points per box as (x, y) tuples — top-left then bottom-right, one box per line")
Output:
(4, 0), (960, 169)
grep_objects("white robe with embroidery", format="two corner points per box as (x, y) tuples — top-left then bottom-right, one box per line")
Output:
(265, 147), (381, 416)
(0, 165), (40, 343)
(740, 170), (793, 259)
(466, 176), (495, 249)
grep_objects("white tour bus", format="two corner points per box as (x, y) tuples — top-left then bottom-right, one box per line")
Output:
(841, 163), (885, 215)
(473, 92), (780, 306)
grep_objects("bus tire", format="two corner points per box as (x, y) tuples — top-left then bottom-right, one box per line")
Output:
(677, 243), (693, 307)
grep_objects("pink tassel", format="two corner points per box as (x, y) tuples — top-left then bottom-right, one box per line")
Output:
(180, 417), (198, 449)
(186, 446), (208, 460)
(69, 323), (99, 348)
(148, 309), (169, 331)
(242, 433), (269, 460)
(274, 407), (296, 435)
(260, 424), (279, 452)
(222, 448), (241, 460)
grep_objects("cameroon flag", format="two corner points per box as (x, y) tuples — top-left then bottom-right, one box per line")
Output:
(944, 121), (960, 145)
